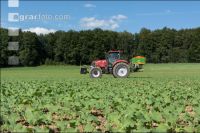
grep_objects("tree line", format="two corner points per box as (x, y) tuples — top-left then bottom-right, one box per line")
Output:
(1, 27), (200, 67)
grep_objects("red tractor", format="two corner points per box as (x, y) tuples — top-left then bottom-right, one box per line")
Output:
(80, 50), (145, 78)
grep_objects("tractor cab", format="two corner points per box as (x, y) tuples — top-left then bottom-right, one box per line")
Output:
(106, 50), (122, 66)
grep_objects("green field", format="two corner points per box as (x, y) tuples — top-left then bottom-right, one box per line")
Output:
(1, 64), (200, 132)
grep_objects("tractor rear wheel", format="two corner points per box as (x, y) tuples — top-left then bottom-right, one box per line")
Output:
(90, 67), (102, 78)
(113, 62), (130, 78)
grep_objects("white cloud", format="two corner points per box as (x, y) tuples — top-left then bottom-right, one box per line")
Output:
(165, 10), (172, 13)
(80, 17), (106, 28)
(110, 23), (119, 29)
(84, 3), (96, 8)
(23, 27), (56, 35)
(136, 10), (174, 16)
(111, 14), (127, 21)
(80, 14), (127, 30)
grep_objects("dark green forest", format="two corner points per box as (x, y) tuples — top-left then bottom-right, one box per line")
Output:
(1, 27), (200, 67)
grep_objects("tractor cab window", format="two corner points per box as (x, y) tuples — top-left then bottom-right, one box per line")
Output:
(108, 52), (120, 63)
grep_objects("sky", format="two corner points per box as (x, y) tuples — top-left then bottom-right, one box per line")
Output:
(1, 1), (200, 34)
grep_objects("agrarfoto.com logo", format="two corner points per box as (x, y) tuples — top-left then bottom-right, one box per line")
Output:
(8, 13), (70, 22)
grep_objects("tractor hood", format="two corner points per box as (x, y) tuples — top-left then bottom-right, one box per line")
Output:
(94, 59), (108, 68)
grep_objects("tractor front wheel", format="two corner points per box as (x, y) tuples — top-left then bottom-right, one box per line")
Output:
(113, 63), (130, 78)
(90, 67), (102, 78)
